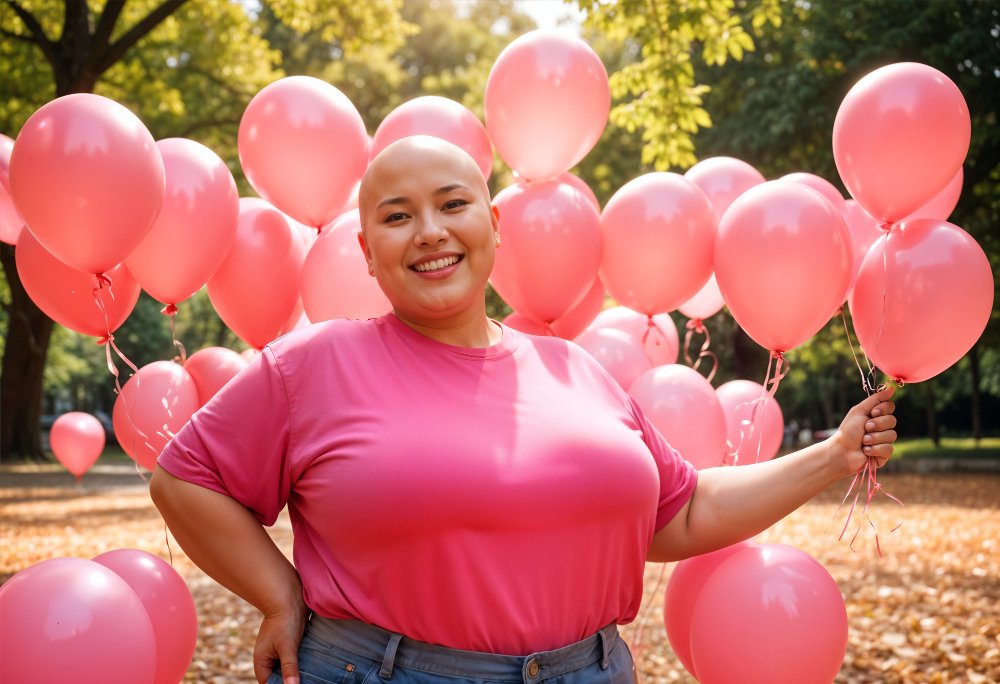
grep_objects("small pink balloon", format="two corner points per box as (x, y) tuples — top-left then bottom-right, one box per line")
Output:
(715, 181), (852, 352)
(126, 138), (239, 307)
(0, 557), (156, 684)
(575, 327), (652, 390)
(93, 549), (198, 684)
(372, 96), (493, 180)
(301, 209), (393, 323)
(588, 306), (678, 367)
(850, 219), (993, 383)
(485, 30), (610, 181)
(905, 167), (963, 222)
(715, 380), (784, 465)
(600, 172), (716, 315)
(50, 412), (105, 478)
(15, 229), (141, 337)
(208, 198), (307, 350)
(779, 172), (847, 218)
(684, 156), (765, 224)
(113, 361), (199, 471)
(690, 544), (848, 684)
(491, 179), (602, 323)
(9, 93), (165, 275)
(523, 172), (600, 212)
(628, 364), (727, 470)
(678, 273), (725, 321)
(833, 62), (970, 223)
(843, 199), (883, 297)
(0, 133), (24, 245)
(238, 76), (368, 229)
(183, 347), (249, 407)
(502, 277), (603, 340)
(664, 541), (755, 679)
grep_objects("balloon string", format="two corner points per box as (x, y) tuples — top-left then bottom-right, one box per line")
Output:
(92, 275), (138, 392)
(543, 322), (557, 337)
(839, 307), (877, 396)
(834, 448), (904, 558)
(162, 303), (187, 363)
(872, 222), (893, 367)
(164, 521), (175, 566)
(683, 318), (718, 383)
(629, 562), (668, 670)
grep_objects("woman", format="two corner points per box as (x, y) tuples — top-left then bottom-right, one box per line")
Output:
(151, 136), (897, 684)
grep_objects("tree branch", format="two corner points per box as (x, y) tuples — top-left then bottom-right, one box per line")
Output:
(90, 0), (124, 55)
(2, 0), (59, 68)
(0, 26), (35, 44)
(95, 0), (188, 75)
(178, 118), (240, 138)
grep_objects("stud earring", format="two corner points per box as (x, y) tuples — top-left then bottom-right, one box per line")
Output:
(495, 235), (502, 248)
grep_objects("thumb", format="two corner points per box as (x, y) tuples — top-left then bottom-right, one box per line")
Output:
(854, 385), (895, 415)
(279, 643), (300, 684)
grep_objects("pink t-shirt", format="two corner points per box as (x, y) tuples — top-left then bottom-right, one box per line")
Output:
(159, 314), (697, 655)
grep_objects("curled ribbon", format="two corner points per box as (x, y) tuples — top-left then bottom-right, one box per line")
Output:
(161, 302), (187, 363)
(683, 318), (718, 383)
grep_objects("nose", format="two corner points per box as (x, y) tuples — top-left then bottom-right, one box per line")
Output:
(414, 211), (449, 246)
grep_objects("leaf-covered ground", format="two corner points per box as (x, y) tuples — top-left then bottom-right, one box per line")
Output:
(1, 464), (997, 683)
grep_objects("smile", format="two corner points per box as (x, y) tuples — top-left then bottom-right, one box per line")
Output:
(412, 255), (463, 273)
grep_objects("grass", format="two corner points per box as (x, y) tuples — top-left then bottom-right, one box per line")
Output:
(893, 436), (1000, 460)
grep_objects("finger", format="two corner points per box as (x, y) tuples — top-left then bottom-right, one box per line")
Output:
(865, 415), (897, 433)
(253, 652), (277, 684)
(862, 429), (897, 446)
(862, 443), (893, 463)
(871, 400), (896, 418)
(856, 386), (895, 416)
(278, 644), (300, 684)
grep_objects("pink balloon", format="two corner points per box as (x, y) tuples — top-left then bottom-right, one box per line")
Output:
(833, 62), (971, 223)
(0, 133), (24, 245)
(502, 277), (604, 340)
(240, 348), (260, 363)
(678, 273), (725, 321)
(690, 544), (848, 684)
(684, 156), (765, 224)
(588, 306), (678, 367)
(372, 96), (493, 180)
(208, 198), (307, 349)
(301, 210), (393, 323)
(843, 199), (883, 297)
(93, 549), (198, 684)
(628, 364), (727, 470)
(15, 229), (141, 337)
(238, 76), (368, 229)
(113, 361), (199, 471)
(715, 181), (852, 352)
(575, 327), (652, 390)
(485, 30), (610, 180)
(905, 167), (963, 222)
(0, 557), (156, 684)
(715, 380), (784, 465)
(664, 541), (754, 679)
(503, 312), (550, 336)
(491, 179), (603, 323)
(779, 172), (848, 219)
(543, 172), (600, 212)
(600, 173), (716, 315)
(126, 138), (239, 307)
(183, 347), (249, 407)
(9, 93), (165, 274)
(50, 412), (105, 478)
(849, 219), (993, 383)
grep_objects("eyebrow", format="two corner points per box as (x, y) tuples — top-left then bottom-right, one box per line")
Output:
(376, 183), (473, 210)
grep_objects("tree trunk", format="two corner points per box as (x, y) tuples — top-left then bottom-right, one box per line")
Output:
(0, 243), (53, 461)
(925, 382), (940, 447)
(969, 345), (982, 444)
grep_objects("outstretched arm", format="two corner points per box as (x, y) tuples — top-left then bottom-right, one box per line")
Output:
(648, 387), (897, 562)
(150, 467), (307, 684)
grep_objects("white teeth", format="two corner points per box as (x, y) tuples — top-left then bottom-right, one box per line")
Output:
(414, 255), (460, 272)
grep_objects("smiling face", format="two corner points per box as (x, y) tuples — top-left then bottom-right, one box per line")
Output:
(358, 136), (500, 329)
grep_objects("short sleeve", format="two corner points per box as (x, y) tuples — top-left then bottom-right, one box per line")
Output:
(628, 396), (698, 531)
(157, 347), (293, 526)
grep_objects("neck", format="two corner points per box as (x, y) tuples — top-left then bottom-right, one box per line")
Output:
(393, 307), (501, 348)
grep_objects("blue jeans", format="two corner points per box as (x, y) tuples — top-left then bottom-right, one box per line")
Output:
(267, 616), (636, 683)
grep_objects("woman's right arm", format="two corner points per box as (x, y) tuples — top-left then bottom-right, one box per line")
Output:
(150, 466), (306, 684)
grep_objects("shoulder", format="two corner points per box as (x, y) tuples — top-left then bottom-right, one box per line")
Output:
(266, 317), (384, 357)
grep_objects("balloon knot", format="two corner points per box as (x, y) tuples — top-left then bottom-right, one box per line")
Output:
(685, 318), (705, 333)
(161, 303), (178, 316)
(878, 220), (894, 232)
(96, 334), (113, 346)
(94, 273), (113, 289)
(770, 350), (785, 360)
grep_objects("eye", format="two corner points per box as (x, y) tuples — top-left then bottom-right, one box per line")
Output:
(443, 198), (468, 211)
(383, 211), (408, 223)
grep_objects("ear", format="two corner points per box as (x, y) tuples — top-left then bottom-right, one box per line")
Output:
(357, 231), (374, 275)
(490, 204), (501, 241)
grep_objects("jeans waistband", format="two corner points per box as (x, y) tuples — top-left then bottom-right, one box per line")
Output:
(305, 616), (621, 681)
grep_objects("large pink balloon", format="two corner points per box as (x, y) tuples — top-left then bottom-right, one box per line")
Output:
(126, 138), (239, 307)
(208, 198), (307, 350)
(905, 167), (963, 222)
(574, 327), (652, 391)
(678, 273), (725, 321)
(690, 544), (848, 684)
(491, 179), (603, 323)
(505, 278), (606, 340)
(50, 412), (105, 478)
(628, 364), (727, 470)
(502, 312), (549, 336)
(9, 93), (165, 274)
(485, 30), (610, 181)
(779, 172), (848, 220)
(0, 557), (156, 684)
(850, 219), (993, 383)
(588, 306), (678, 367)
(0, 133), (24, 245)
(238, 76), (368, 229)
(843, 199), (883, 297)
(715, 380), (784, 465)
(113, 361), (199, 471)
(715, 181), (852, 352)
(183, 346), (249, 408)
(520, 172), (600, 212)
(15, 229), (141, 337)
(301, 210), (393, 323)
(664, 541), (754, 679)
(833, 62), (970, 223)
(93, 549), (198, 684)
(684, 156), (765, 224)
(371, 96), (493, 180)
(600, 173), (716, 315)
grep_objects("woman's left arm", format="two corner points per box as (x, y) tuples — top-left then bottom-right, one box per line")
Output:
(648, 386), (897, 562)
